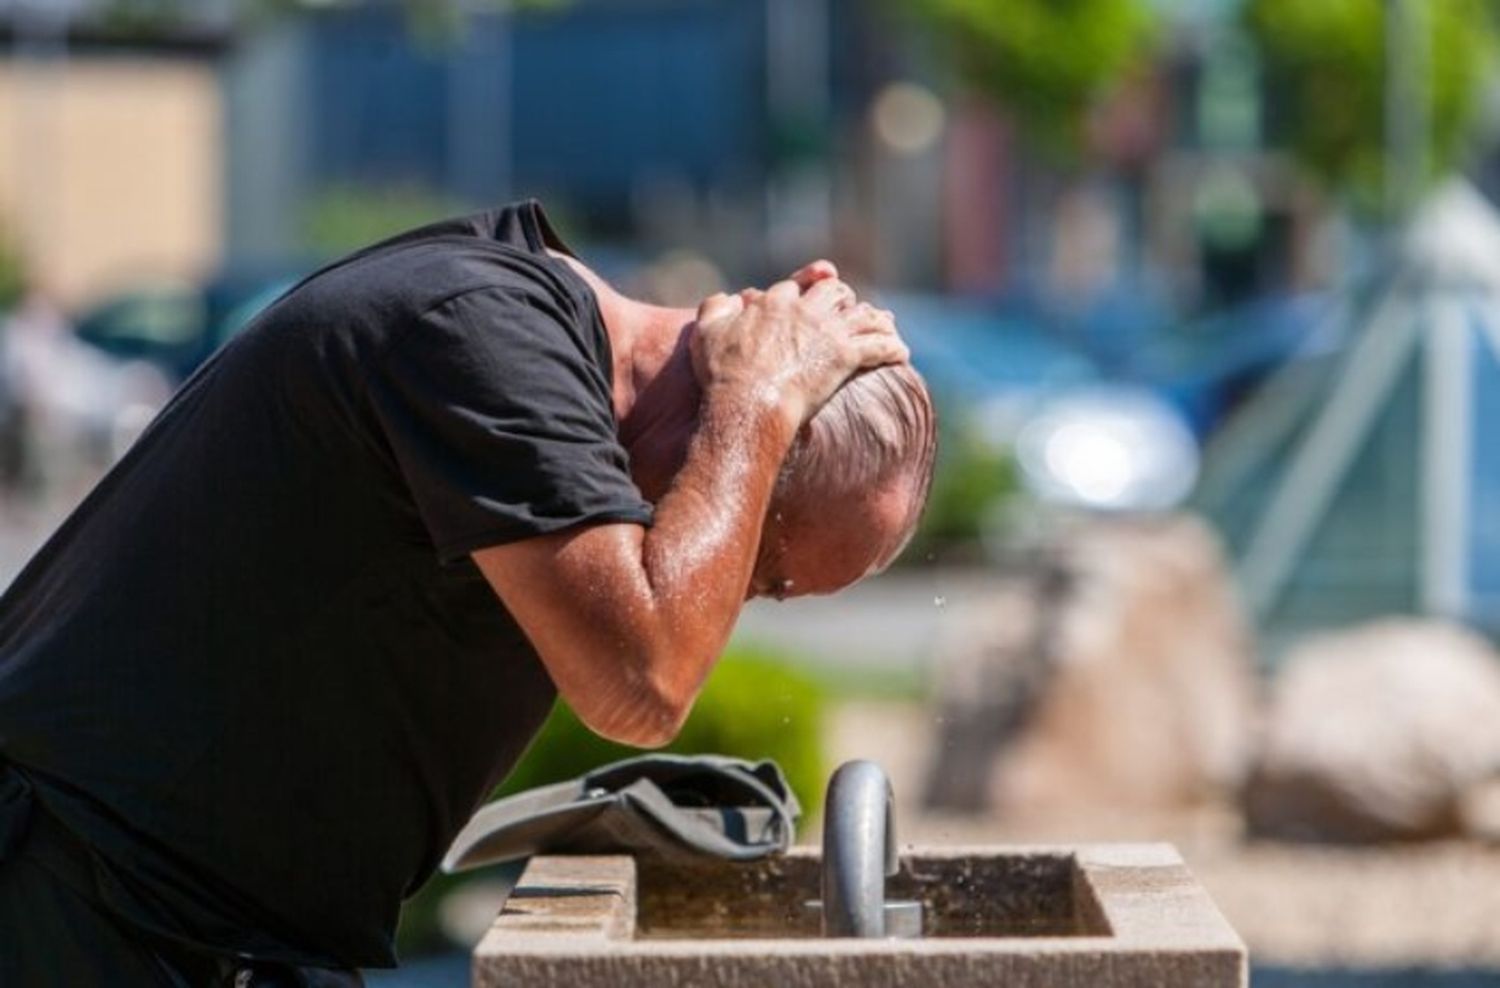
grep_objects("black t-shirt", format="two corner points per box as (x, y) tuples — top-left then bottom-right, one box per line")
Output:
(0, 202), (652, 966)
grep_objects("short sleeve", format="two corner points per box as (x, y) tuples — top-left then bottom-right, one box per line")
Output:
(368, 287), (653, 561)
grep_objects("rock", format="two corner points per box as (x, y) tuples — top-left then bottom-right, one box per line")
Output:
(925, 515), (1258, 817)
(1246, 619), (1500, 842)
(922, 570), (1063, 811)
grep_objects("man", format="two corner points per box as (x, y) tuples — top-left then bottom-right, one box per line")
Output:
(0, 201), (935, 984)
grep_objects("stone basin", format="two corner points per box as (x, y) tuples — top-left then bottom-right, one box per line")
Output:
(473, 844), (1248, 987)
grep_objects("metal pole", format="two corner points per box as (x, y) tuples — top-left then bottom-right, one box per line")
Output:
(1240, 287), (1421, 619)
(1420, 297), (1472, 619)
(1385, 0), (1429, 221)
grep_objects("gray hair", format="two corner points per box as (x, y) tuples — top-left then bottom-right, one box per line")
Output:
(774, 362), (938, 568)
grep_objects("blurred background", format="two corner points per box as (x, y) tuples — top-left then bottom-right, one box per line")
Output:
(5, 0), (1500, 984)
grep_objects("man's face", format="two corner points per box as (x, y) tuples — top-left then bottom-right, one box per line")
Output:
(747, 476), (914, 601)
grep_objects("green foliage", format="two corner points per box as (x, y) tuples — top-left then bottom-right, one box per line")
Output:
(399, 0), (569, 40)
(299, 184), (468, 258)
(1244, 0), (1499, 209)
(902, 0), (1158, 156)
(95, 0), (193, 35)
(905, 422), (1018, 561)
(498, 645), (827, 818)
(0, 221), (24, 311)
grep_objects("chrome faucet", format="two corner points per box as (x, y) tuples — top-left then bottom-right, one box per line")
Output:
(818, 759), (922, 938)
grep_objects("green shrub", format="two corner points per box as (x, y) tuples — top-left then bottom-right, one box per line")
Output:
(0, 220), (25, 310)
(902, 0), (1158, 157)
(1244, 0), (1498, 210)
(904, 423), (1019, 563)
(497, 644), (827, 818)
(300, 184), (469, 258)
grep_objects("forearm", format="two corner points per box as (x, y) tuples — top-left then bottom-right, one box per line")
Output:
(476, 385), (797, 748)
(626, 387), (798, 719)
(475, 273), (907, 747)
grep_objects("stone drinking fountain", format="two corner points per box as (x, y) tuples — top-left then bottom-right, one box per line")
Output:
(472, 760), (1247, 987)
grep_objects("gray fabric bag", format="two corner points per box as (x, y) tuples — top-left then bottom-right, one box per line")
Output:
(442, 754), (800, 876)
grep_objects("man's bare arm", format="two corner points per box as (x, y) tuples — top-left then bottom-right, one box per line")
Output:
(472, 278), (904, 747)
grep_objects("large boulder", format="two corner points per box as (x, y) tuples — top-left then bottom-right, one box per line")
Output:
(1246, 620), (1500, 842)
(925, 515), (1258, 816)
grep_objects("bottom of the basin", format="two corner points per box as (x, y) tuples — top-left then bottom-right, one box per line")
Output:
(634, 849), (1107, 940)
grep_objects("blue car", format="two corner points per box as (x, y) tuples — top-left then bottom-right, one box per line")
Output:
(875, 290), (1099, 411)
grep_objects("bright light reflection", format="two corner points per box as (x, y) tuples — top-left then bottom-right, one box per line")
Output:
(871, 82), (946, 155)
(1043, 422), (1135, 505)
(1015, 386), (1200, 512)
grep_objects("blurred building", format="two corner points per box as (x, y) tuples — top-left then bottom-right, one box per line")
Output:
(0, 0), (1375, 335)
(0, 13), (226, 307)
(918, 0), (1341, 385)
(225, 0), (850, 281)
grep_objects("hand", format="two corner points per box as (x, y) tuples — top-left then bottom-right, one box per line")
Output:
(690, 274), (908, 429)
(781, 259), (858, 314)
(788, 259), (841, 294)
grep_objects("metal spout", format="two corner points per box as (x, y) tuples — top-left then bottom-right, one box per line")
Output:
(820, 759), (919, 938)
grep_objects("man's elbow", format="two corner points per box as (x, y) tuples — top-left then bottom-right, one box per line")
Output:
(571, 662), (696, 749)
(589, 714), (682, 749)
(577, 697), (687, 749)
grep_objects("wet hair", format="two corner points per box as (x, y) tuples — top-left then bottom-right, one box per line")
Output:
(773, 362), (938, 569)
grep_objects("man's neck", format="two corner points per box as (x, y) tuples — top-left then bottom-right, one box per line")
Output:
(552, 252), (693, 420)
(608, 299), (695, 422)
(553, 252), (702, 500)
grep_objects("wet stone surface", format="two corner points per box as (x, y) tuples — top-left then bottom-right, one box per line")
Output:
(638, 851), (1104, 940)
(474, 845), (1247, 988)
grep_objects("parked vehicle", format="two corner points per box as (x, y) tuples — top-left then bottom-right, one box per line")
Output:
(74, 268), (301, 384)
(882, 290), (1201, 514)
(877, 290), (1100, 443)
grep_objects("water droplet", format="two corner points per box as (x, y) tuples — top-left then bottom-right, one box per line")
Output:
(933, 596), (946, 608)
(782, 715), (791, 725)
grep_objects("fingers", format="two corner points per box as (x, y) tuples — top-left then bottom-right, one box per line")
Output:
(696, 291), (744, 325)
(839, 302), (898, 337)
(766, 279), (802, 306)
(849, 330), (910, 370)
(741, 264), (853, 312)
(789, 259), (839, 291)
(839, 302), (907, 368)
(803, 277), (856, 314)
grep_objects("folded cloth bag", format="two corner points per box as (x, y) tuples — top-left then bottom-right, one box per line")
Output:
(442, 754), (800, 886)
